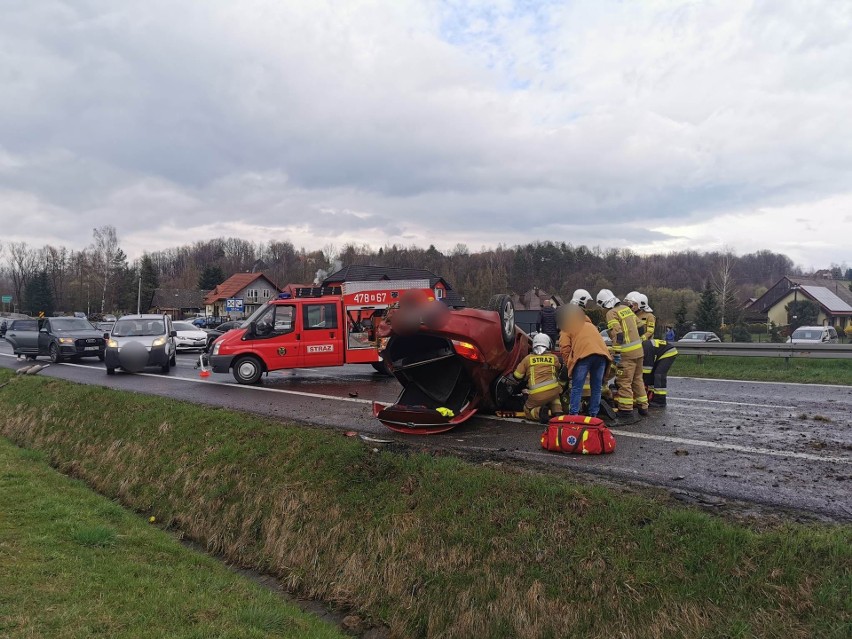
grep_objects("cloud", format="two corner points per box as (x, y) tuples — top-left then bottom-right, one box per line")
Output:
(1, 0), (850, 266)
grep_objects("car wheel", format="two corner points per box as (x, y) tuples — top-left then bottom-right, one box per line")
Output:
(371, 360), (392, 376)
(232, 355), (263, 384)
(106, 367), (116, 375)
(170, 353), (177, 366)
(161, 360), (171, 374)
(488, 294), (516, 350)
(49, 343), (63, 364)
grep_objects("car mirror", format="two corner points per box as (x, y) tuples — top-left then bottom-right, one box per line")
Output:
(170, 330), (177, 337)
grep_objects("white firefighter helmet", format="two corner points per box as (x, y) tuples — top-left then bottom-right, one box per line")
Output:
(624, 291), (642, 309)
(596, 289), (619, 309)
(570, 288), (592, 308)
(638, 293), (653, 312)
(532, 333), (552, 354)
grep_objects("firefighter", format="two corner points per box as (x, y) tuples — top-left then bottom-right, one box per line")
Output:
(570, 288), (593, 308)
(511, 333), (563, 423)
(597, 289), (646, 425)
(637, 293), (656, 341)
(643, 338), (678, 407)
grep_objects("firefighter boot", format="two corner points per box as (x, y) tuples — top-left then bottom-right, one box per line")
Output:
(638, 407), (649, 417)
(538, 405), (552, 424)
(650, 395), (667, 408)
(614, 409), (640, 426)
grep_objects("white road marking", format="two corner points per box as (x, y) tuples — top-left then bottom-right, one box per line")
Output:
(670, 375), (851, 389)
(668, 397), (796, 410)
(0, 353), (373, 405)
(3, 353), (849, 464)
(483, 414), (852, 465)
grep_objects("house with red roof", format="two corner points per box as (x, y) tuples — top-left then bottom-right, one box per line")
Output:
(203, 272), (281, 319)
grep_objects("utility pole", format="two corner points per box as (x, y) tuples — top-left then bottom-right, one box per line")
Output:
(137, 272), (142, 314)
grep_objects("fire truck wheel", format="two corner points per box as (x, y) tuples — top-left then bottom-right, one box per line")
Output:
(232, 355), (264, 385)
(488, 294), (516, 350)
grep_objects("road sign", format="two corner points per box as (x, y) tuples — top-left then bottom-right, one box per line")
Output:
(225, 298), (244, 313)
(1, 295), (11, 304)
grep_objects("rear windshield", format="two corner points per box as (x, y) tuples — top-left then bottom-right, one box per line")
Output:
(51, 318), (94, 331)
(173, 322), (197, 331)
(112, 319), (166, 337)
(791, 329), (822, 340)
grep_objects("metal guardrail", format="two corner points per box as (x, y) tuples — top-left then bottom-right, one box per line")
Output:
(673, 342), (852, 360)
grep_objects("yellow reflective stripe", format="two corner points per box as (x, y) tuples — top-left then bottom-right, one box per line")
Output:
(659, 349), (678, 359)
(642, 367), (652, 374)
(528, 382), (560, 395)
(635, 395), (648, 404)
(616, 397), (633, 406)
(582, 384), (591, 390)
(513, 371), (524, 379)
(655, 389), (668, 396)
(607, 319), (620, 329)
(621, 340), (643, 353)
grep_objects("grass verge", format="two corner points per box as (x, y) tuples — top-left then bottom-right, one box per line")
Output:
(671, 355), (851, 385)
(0, 437), (343, 639)
(0, 370), (850, 638)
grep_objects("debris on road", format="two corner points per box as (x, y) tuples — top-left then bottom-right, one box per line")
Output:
(674, 449), (689, 456)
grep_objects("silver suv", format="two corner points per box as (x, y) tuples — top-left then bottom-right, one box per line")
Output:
(104, 314), (177, 375)
(788, 326), (839, 344)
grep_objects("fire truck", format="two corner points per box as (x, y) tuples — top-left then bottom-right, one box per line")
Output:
(208, 280), (435, 384)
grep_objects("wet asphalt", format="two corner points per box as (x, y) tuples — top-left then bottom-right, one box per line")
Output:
(1, 339), (850, 522)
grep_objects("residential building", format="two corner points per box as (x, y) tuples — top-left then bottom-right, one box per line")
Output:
(749, 276), (852, 330)
(149, 289), (207, 319)
(203, 273), (281, 318)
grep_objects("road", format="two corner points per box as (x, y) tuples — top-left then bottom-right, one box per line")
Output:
(1, 339), (850, 522)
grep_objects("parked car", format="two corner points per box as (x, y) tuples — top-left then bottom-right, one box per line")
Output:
(4, 317), (106, 362)
(373, 294), (530, 434)
(95, 321), (115, 333)
(202, 320), (245, 351)
(787, 326), (839, 344)
(103, 314), (117, 322)
(172, 321), (209, 351)
(104, 314), (177, 375)
(678, 331), (722, 343)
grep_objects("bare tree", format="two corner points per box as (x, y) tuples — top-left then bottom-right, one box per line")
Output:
(91, 226), (120, 314)
(711, 251), (739, 327)
(7, 241), (37, 311)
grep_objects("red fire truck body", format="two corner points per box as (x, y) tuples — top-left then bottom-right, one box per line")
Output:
(209, 280), (434, 384)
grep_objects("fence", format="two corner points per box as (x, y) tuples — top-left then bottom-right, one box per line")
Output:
(672, 342), (852, 361)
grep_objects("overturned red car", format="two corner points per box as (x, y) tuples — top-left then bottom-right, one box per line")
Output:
(373, 294), (531, 434)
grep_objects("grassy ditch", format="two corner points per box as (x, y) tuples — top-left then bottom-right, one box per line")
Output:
(0, 437), (342, 639)
(671, 355), (851, 385)
(0, 371), (849, 639)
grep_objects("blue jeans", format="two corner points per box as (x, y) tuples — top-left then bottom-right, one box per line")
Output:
(569, 354), (608, 417)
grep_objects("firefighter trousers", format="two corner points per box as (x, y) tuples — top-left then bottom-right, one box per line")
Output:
(524, 387), (563, 421)
(647, 356), (676, 405)
(615, 356), (647, 412)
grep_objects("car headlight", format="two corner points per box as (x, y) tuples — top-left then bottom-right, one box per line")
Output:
(58, 337), (75, 344)
(151, 336), (167, 347)
(212, 341), (221, 355)
(107, 339), (119, 348)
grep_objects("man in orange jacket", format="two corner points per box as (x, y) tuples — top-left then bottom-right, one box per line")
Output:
(559, 305), (612, 417)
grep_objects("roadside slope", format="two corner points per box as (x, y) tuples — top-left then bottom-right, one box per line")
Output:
(0, 372), (849, 639)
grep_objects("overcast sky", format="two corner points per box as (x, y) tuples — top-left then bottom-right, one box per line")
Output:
(2, 0), (850, 269)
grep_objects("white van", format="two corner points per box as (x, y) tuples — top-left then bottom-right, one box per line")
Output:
(788, 326), (839, 344)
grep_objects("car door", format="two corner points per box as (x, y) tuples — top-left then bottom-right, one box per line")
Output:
(37, 319), (53, 354)
(7, 320), (39, 353)
(248, 303), (302, 371)
(301, 302), (344, 367)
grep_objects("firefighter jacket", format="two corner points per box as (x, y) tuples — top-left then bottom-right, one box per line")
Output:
(635, 310), (656, 341)
(513, 352), (562, 395)
(605, 304), (644, 359)
(560, 319), (613, 374)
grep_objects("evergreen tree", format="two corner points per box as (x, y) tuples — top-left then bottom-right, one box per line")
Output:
(140, 255), (160, 311)
(24, 270), (54, 316)
(786, 300), (819, 331)
(673, 297), (690, 338)
(199, 264), (224, 290)
(694, 281), (721, 334)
